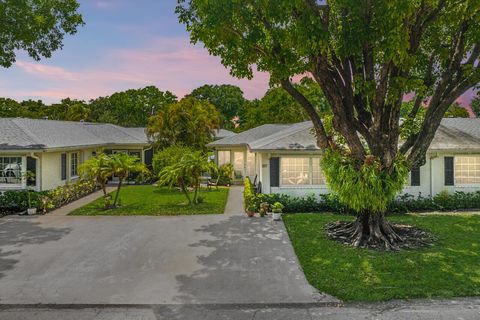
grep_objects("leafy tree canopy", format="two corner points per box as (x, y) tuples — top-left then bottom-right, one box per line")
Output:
(472, 93), (480, 117)
(187, 84), (246, 129)
(239, 77), (331, 130)
(89, 86), (177, 127)
(0, 0), (84, 68)
(178, 0), (480, 249)
(444, 102), (470, 118)
(147, 97), (221, 150)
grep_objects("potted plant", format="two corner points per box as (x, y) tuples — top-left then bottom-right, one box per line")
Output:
(271, 202), (284, 221)
(246, 203), (256, 217)
(259, 202), (270, 217)
(23, 171), (37, 215)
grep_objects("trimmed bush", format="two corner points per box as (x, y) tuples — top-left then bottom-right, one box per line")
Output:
(0, 190), (48, 214)
(248, 190), (480, 215)
(389, 191), (480, 213)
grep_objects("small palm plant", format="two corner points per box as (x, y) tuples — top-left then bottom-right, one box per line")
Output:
(79, 153), (112, 196)
(180, 152), (217, 204)
(108, 153), (148, 207)
(158, 164), (193, 204)
(158, 151), (216, 205)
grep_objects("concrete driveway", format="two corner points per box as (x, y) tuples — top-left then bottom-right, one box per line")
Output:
(0, 189), (334, 305)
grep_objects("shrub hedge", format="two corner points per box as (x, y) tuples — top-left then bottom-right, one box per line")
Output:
(243, 177), (256, 211)
(0, 179), (97, 215)
(245, 189), (480, 214)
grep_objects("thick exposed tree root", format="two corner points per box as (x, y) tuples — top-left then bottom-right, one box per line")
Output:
(325, 213), (435, 251)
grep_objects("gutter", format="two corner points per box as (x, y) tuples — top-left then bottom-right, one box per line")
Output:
(0, 143), (150, 154)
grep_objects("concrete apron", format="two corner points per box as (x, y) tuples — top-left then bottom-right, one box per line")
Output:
(0, 187), (337, 305)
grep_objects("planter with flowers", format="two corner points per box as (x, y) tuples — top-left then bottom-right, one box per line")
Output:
(271, 202), (284, 221)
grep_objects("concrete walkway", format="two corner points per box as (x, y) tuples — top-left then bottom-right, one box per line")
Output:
(223, 185), (244, 215)
(48, 186), (116, 216)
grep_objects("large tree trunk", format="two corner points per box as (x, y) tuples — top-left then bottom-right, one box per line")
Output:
(326, 212), (405, 251)
(326, 211), (434, 251)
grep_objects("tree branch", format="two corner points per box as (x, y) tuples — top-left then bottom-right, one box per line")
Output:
(280, 79), (330, 149)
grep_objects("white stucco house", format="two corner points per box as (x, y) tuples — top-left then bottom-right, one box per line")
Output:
(208, 118), (480, 197)
(0, 118), (152, 192)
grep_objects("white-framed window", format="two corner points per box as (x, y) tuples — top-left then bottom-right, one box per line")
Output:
(0, 156), (22, 184)
(455, 156), (480, 184)
(280, 157), (324, 186)
(218, 150), (231, 166)
(311, 157), (325, 185)
(70, 153), (79, 177)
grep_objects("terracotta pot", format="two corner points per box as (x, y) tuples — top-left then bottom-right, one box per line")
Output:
(246, 211), (255, 217)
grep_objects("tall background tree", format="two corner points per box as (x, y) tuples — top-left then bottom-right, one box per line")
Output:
(147, 97), (221, 150)
(239, 77), (331, 130)
(0, 0), (83, 68)
(444, 102), (470, 118)
(187, 84), (246, 129)
(178, 0), (480, 249)
(89, 86), (177, 127)
(472, 93), (480, 117)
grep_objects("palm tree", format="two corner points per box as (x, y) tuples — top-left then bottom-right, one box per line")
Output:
(180, 152), (217, 204)
(158, 164), (193, 204)
(79, 153), (112, 196)
(109, 153), (147, 207)
(158, 151), (216, 205)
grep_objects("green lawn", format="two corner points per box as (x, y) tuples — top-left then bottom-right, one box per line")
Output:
(283, 213), (480, 302)
(70, 185), (229, 216)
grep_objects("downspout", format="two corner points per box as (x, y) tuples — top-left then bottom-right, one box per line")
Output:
(29, 152), (41, 192)
(429, 153), (438, 197)
(429, 156), (433, 197)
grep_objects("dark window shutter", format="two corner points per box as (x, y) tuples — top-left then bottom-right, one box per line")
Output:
(444, 157), (454, 186)
(26, 157), (37, 187)
(410, 167), (421, 186)
(144, 149), (153, 169)
(61, 154), (67, 180)
(270, 157), (279, 187)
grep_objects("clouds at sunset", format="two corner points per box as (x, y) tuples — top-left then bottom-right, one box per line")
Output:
(2, 37), (269, 103)
(0, 0), (476, 108)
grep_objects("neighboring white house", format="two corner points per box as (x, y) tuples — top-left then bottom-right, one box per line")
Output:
(0, 118), (152, 192)
(207, 118), (480, 197)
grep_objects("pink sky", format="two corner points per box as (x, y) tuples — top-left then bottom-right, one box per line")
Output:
(0, 0), (476, 109)
(2, 37), (270, 102)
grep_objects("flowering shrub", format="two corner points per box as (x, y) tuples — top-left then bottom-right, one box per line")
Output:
(243, 177), (256, 211)
(41, 180), (97, 213)
(0, 179), (97, 215)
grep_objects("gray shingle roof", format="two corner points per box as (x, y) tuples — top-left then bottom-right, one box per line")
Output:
(209, 118), (480, 152)
(214, 129), (236, 140)
(0, 118), (149, 150)
(430, 118), (480, 150)
(207, 124), (290, 147)
(249, 121), (318, 151)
